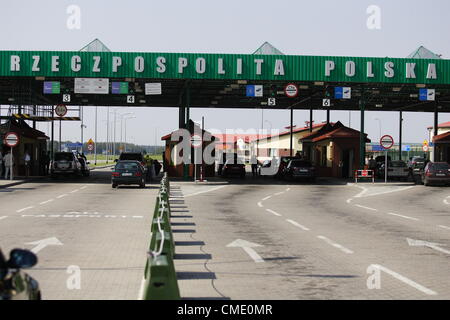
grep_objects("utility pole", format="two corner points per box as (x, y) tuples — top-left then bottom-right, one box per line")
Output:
(94, 106), (98, 165)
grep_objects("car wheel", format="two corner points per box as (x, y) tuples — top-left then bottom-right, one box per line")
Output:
(112, 183), (117, 188)
(140, 179), (145, 188)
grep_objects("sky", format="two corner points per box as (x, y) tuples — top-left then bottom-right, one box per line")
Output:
(1, 0), (449, 146)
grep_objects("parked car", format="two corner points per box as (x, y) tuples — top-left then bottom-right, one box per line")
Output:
(117, 152), (147, 172)
(378, 160), (410, 180)
(0, 248), (41, 300)
(111, 160), (146, 188)
(50, 152), (82, 178)
(221, 159), (246, 178)
(217, 153), (239, 176)
(420, 162), (450, 186)
(258, 160), (273, 177)
(282, 159), (316, 181)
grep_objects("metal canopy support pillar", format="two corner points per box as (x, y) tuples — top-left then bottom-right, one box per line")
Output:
(51, 108), (54, 161)
(326, 109), (330, 124)
(309, 107), (313, 132)
(399, 111), (403, 161)
(183, 85), (191, 180)
(433, 102), (438, 162)
(359, 89), (366, 169)
(289, 107), (293, 157)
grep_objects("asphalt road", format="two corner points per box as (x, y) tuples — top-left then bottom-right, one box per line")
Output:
(172, 177), (450, 300)
(0, 168), (158, 300)
(1, 170), (449, 300)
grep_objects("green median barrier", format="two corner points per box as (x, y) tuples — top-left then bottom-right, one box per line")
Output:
(149, 231), (175, 257)
(145, 231), (175, 279)
(151, 217), (172, 234)
(142, 254), (180, 300)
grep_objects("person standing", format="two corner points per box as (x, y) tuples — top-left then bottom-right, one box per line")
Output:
(24, 150), (31, 177)
(4, 150), (13, 180)
(0, 150), (3, 178)
(251, 154), (258, 178)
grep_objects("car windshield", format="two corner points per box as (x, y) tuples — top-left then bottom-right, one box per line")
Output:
(119, 153), (143, 161)
(390, 161), (406, 167)
(290, 160), (312, 167)
(116, 162), (140, 170)
(431, 163), (450, 170)
(55, 153), (73, 161)
(412, 158), (425, 162)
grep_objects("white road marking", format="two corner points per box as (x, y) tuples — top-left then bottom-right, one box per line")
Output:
(138, 277), (146, 300)
(273, 192), (284, 196)
(352, 185), (415, 198)
(40, 199), (54, 205)
(184, 185), (227, 197)
(227, 239), (264, 263)
(438, 225), (450, 231)
(354, 204), (378, 211)
(370, 264), (437, 296)
(257, 202), (263, 208)
(265, 208), (282, 216)
(386, 212), (419, 221)
(317, 235), (354, 254)
(20, 214), (143, 219)
(286, 219), (310, 231)
(70, 189), (79, 193)
(16, 206), (34, 213)
(80, 186), (88, 190)
(286, 188), (291, 192)
(57, 194), (68, 199)
(346, 198), (353, 204)
(261, 195), (272, 201)
(444, 197), (449, 205)
(407, 238), (450, 255)
(0, 216), (7, 221)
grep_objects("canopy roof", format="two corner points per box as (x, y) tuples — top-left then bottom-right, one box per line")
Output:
(0, 44), (449, 113)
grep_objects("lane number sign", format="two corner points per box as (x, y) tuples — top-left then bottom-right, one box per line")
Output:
(4, 132), (19, 147)
(322, 99), (331, 107)
(55, 104), (68, 117)
(380, 135), (394, 150)
(284, 83), (298, 98)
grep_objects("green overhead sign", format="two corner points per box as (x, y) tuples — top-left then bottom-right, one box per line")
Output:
(1, 50), (449, 84)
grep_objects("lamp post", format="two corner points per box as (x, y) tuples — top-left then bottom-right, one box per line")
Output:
(119, 112), (133, 153)
(123, 115), (136, 152)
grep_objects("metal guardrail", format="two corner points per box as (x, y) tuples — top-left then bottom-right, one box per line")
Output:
(141, 173), (180, 300)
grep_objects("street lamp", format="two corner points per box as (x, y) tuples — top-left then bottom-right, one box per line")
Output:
(123, 115), (136, 152)
(119, 112), (134, 153)
(374, 118), (382, 141)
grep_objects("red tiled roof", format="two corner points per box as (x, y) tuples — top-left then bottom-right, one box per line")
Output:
(433, 130), (450, 143)
(427, 121), (450, 129)
(253, 123), (329, 141)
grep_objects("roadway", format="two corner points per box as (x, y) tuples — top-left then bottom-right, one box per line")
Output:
(0, 170), (449, 300)
(0, 168), (158, 300)
(173, 177), (450, 300)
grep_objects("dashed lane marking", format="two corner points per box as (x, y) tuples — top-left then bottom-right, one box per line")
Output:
(56, 194), (68, 199)
(40, 199), (54, 205)
(70, 189), (79, 193)
(265, 209), (282, 216)
(354, 204), (378, 211)
(273, 192), (284, 196)
(0, 216), (7, 221)
(257, 202), (263, 208)
(80, 186), (88, 190)
(346, 198), (353, 204)
(286, 219), (310, 231)
(16, 206), (34, 213)
(183, 185), (228, 197)
(386, 212), (419, 221)
(438, 225), (450, 231)
(261, 195), (272, 201)
(286, 188), (291, 192)
(317, 235), (354, 254)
